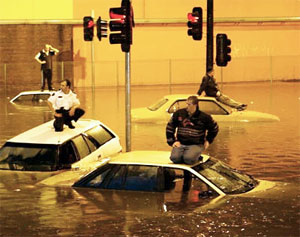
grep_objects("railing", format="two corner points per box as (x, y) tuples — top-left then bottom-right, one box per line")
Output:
(0, 55), (299, 95)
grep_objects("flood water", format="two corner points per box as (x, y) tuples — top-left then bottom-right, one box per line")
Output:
(0, 81), (299, 236)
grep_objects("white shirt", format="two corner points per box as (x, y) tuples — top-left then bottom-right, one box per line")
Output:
(48, 90), (80, 110)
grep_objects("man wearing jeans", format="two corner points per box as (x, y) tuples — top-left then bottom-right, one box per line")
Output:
(166, 95), (219, 165)
(197, 69), (247, 111)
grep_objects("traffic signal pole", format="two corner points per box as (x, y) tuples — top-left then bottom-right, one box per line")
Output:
(125, 52), (131, 152)
(206, 0), (214, 73)
(90, 10), (96, 115)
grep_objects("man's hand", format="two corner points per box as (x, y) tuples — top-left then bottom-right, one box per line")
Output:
(204, 141), (210, 150)
(216, 91), (221, 97)
(172, 141), (181, 148)
(69, 108), (75, 116)
(54, 112), (62, 117)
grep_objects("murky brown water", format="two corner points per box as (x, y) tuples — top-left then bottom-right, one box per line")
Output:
(0, 81), (299, 236)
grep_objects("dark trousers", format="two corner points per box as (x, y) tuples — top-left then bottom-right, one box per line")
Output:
(53, 108), (85, 132)
(41, 69), (52, 90)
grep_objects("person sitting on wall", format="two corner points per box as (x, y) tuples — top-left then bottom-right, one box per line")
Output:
(47, 79), (85, 132)
(197, 69), (247, 111)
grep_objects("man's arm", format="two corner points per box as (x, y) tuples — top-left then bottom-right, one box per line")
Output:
(34, 52), (46, 64)
(68, 94), (80, 116)
(49, 45), (59, 55)
(205, 115), (219, 145)
(197, 76), (208, 96)
(166, 113), (178, 146)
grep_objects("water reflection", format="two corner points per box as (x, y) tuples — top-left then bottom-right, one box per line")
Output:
(0, 82), (299, 236)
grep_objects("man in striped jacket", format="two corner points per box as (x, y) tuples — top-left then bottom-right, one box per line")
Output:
(166, 95), (219, 165)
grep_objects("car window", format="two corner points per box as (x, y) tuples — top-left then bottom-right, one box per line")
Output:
(32, 94), (50, 101)
(74, 164), (160, 191)
(168, 99), (228, 115)
(86, 125), (114, 146)
(82, 135), (98, 152)
(72, 135), (91, 160)
(124, 165), (158, 191)
(164, 168), (218, 201)
(13, 94), (34, 102)
(59, 141), (78, 168)
(168, 100), (187, 113)
(193, 159), (258, 194)
(0, 142), (58, 171)
(148, 98), (168, 111)
(198, 100), (228, 115)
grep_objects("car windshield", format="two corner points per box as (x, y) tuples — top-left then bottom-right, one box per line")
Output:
(148, 98), (168, 111)
(193, 158), (258, 194)
(12, 94), (50, 103)
(0, 142), (58, 171)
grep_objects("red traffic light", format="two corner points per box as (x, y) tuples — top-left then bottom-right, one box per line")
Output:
(83, 16), (94, 41)
(109, 7), (126, 23)
(187, 13), (199, 23)
(87, 20), (94, 28)
(187, 7), (202, 41)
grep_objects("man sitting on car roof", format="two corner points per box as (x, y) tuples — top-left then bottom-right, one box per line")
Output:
(166, 95), (219, 165)
(47, 79), (85, 132)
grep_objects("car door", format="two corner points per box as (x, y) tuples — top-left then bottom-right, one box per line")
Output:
(70, 134), (102, 170)
(85, 124), (122, 158)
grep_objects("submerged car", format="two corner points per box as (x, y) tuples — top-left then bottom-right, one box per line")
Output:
(9, 90), (52, 104)
(0, 119), (122, 172)
(40, 150), (282, 200)
(131, 94), (280, 123)
(71, 151), (276, 196)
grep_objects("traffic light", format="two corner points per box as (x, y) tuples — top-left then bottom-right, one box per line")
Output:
(109, 0), (134, 52)
(96, 17), (108, 41)
(83, 16), (94, 41)
(216, 34), (231, 66)
(187, 7), (202, 41)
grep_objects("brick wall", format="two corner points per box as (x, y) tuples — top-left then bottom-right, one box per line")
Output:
(0, 24), (73, 94)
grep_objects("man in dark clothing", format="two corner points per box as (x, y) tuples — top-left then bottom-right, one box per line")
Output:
(197, 69), (247, 111)
(166, 95), (219, 165)
(35, 44), (59, 91)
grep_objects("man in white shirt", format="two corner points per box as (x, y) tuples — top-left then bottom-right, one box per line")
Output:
(47, 79), (85, 132)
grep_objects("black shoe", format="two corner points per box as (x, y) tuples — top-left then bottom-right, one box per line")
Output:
(237, 104), (247, 111)
(67, 123), (75, 129)
(41, 88), (44, 92)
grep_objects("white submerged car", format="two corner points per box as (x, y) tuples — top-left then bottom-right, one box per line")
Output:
(131, 94), (280, 123)
(0, 119), (122, 172)
(38, 150), (294, 213)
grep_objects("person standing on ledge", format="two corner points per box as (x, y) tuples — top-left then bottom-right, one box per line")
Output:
(197, 69), (247, 111)
(166, 95), (219, 165)
(35, 44), (59, 91)
(47, 79), (85, 132)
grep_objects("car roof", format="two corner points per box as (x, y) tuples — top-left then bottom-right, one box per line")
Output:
(163, 94), (217, 102)
(7, 119), (105, 145)
(10, 90), (52, 103)
(109, 150), (210, 168)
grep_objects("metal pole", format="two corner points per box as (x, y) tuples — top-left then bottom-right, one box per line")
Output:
(220, 67), (223, 92)
(125, 52), (131, 152)
(206, 0), (214, 73)
(169, 59), (172, 94)
(4, 64), (7, 98)
(91, 10), (96, 116)
(61, 61), (64, 81)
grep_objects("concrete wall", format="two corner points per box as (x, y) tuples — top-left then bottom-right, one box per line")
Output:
(73, 0), (300, 87)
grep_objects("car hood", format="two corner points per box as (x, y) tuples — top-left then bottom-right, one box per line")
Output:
(131, 107), (162, 123)
(229, 110), (280, 122)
